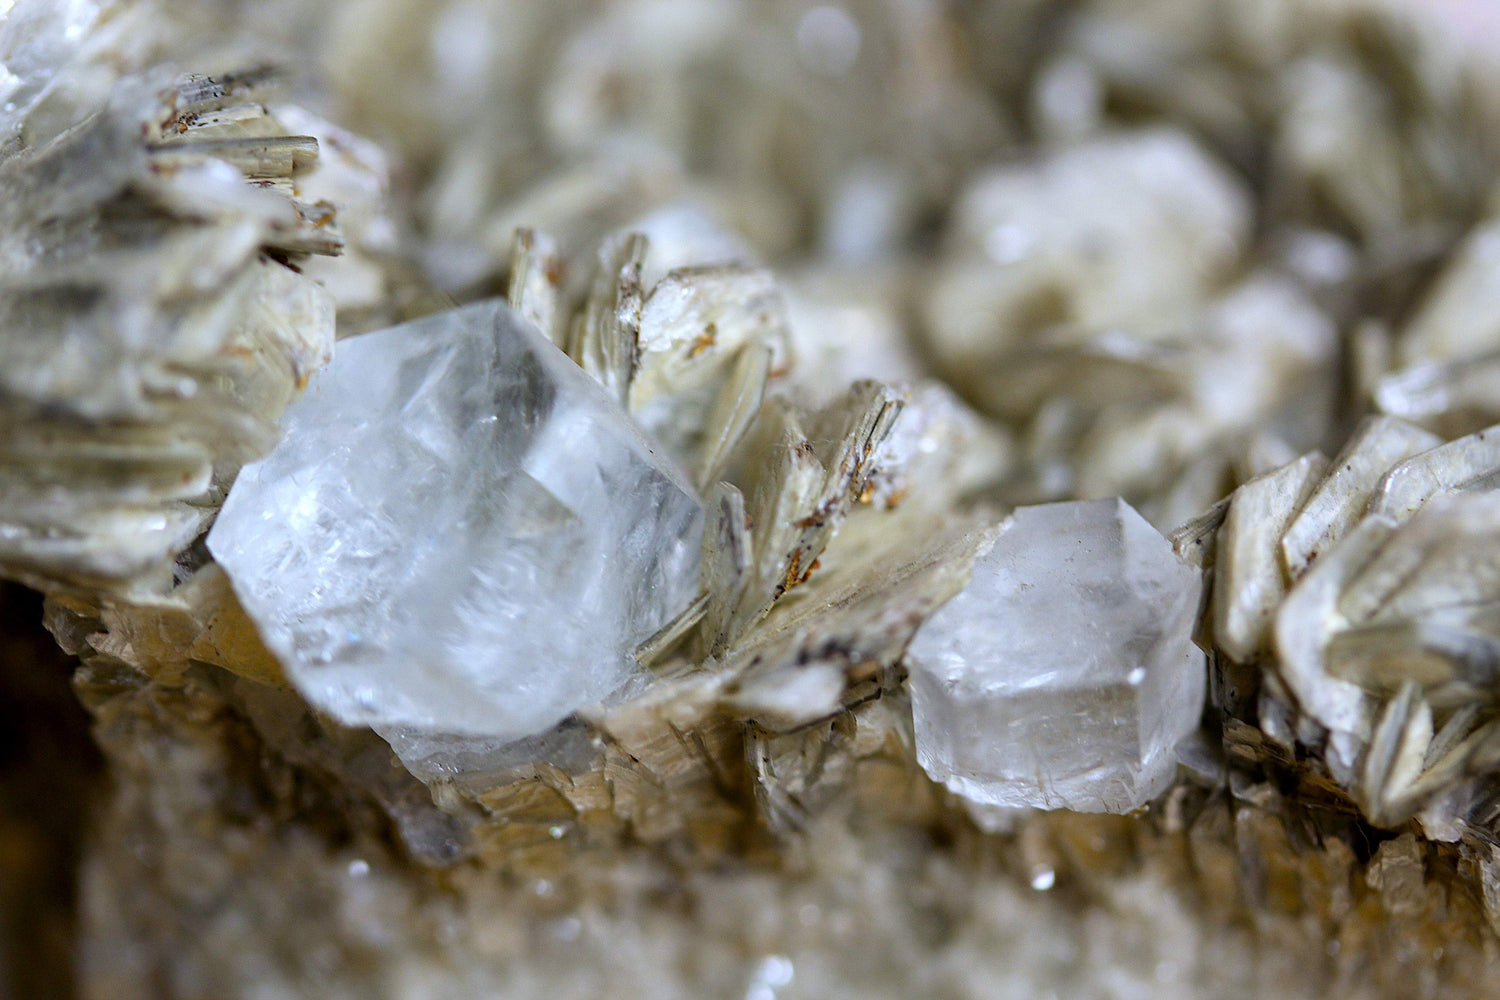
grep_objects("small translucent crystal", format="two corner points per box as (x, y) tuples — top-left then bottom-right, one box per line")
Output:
(907, 498), (1205, 813)
(208, 299), (704, 738)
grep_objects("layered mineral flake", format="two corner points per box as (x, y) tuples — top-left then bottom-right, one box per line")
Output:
(207, 299), (705, 739)
(907, 498), (1205, 813)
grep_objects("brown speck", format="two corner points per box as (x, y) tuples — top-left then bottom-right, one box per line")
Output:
(689, 323), (717, 358)
(783, 551), (822, 592)
(543, 257), (566, 286)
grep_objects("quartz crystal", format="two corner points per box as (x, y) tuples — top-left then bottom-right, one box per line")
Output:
(208, 299), (704, 738)
(907, 498), (1205, 813)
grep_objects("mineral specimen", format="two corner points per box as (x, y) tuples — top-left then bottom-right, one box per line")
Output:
(907, 498), (1205, 813)
(9, 0), (1500, 997)
(207, 298), (704, 738)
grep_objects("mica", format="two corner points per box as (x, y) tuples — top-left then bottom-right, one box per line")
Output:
(1397, 220), (1500, 368)
(1279, 416), (1442, 579)
(0, 71), (341, 593)
(1214, 452), (1327, 662)
(1271, 513), (1390, 740)
(927, 128), (1251, 386)
(1368, 422), (1500, 523)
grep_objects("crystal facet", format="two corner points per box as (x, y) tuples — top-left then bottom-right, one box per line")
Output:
(907, 498), (1205, 813)
(208, 299), (704, 739)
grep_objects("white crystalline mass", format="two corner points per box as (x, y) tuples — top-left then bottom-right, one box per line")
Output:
(907, 499), (1205, 813)
(208, 299), (704, 739)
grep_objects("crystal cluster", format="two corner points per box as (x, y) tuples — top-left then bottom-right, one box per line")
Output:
(908, 499), (1205, 813)
(207, 299), (704, 739)
(8, 0), (1500, 998)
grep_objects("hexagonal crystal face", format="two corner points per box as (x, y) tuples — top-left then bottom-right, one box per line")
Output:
(907, 499), (1204, 813)
(209, 300), (704, 739)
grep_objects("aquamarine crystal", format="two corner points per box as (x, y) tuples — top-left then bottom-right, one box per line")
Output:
(907, 499), (1204, 813)
(208, 299), (704, 738)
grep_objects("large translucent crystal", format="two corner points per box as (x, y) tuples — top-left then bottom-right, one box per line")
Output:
(208, 299), (704, 738)
(907, 499), (1204, 813)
